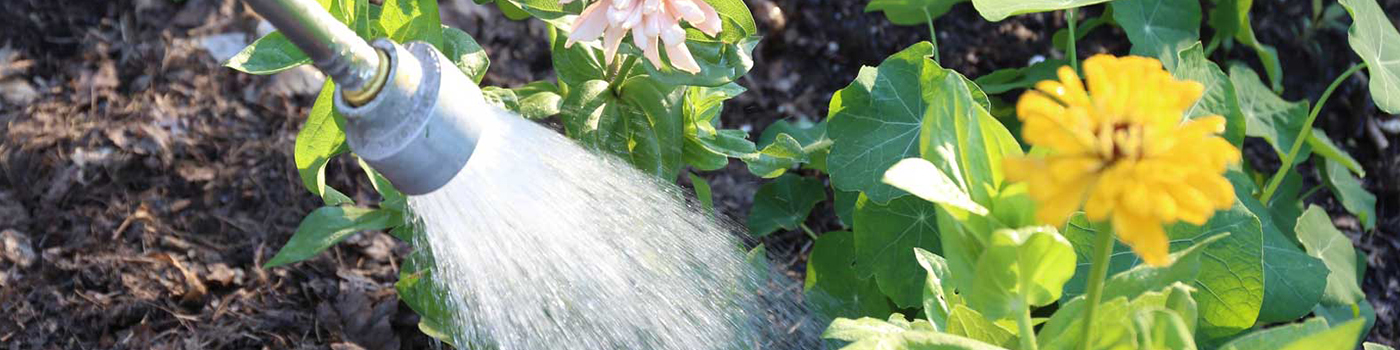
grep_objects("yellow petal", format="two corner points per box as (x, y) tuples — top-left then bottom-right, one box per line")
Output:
(1113, 211), (1172, 267)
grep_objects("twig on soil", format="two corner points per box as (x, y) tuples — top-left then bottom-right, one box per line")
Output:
(1366, 117), (1391, 151)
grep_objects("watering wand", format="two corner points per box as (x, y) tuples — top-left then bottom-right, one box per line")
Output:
(245, 0), (493, 195)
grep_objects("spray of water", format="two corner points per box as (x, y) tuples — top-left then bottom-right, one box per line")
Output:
(408, 106), (823, 349)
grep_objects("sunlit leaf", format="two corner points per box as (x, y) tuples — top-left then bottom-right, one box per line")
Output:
(266, 206), (400, 267)
(1339, 0), (1400, 114)
(1111, 0), (1200, 70)
(224, 32), (311, 75)
(865, 0), (967, 26)
(295, 82), (353, 205)
(1295, 206), (1366, 306)
(970, 0), (1113, 21)
(853, 194), (941, 308)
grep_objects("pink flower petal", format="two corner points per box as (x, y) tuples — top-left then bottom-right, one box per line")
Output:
(690, 0), (722, 37)
(668, 0), (706, 24)
(660, 21), (686, 46)
(665, 41), (702, 74)
(643, 33), (665, 70)
(559, 0), (578, 4)
(565, 0), (612, 47)
(631, 25), (651, 50)
(602, 26), (627, 65)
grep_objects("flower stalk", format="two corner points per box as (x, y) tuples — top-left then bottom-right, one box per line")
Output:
(1260, 62), (1367, 203)
(1078, 221), (1116, 350)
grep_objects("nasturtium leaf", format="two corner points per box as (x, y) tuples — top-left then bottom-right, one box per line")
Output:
(1218, 318), (1367, 350)
(224, 31), (311, 75)
(688, 173), (715, 214)
(970, 0), (1113, 22)
(1207, 0), (1284, 92)
(1308, 132), (1365, 177)
(1173, 43), (1246, 146)
(864, 0), (967, 26)
(964, 226), (1075, 319)
(266, 206), (400, 267)
(748, 174), (827, 237)
(440, 26), (490, 84)
(823, 316), (917, 343)
(1099, 234), (1224, 302)
(380, 0), (443, 46)
(883, 158), (989, 216)
(1165, 201), (1265, 339)
(1366, 343), (1397, 350)
(1321, 158), (1377, 230)
(1061, 214), (1139, 299)
(805, 231), (893, 320)
(913, 247), (953, 331)
(1314, 299), (1377, 345)
(1338, 0), (1400, 114)
(1038, 296), (1137, 350)
(826, 48), (918, 204)
(973, 58), (1068, 95)
(1227, 170), (1329, 323)
(853, 194), (942, 308)
(1111, 0), (1200, 70)
(835, 188), (859, 228)
(946, 305), (1017, 348)
(1295, 206), (1366, 306)
(295, 82), (353, 205)
(1229, 64), (1312, 159)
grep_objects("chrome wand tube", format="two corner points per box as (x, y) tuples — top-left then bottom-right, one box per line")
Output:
(243, 0), (381, 93)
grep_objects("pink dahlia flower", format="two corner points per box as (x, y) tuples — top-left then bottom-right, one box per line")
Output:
(559, 0), (723, 74)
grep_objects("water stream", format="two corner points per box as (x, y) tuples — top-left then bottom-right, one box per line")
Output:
(407, 107), (821, 349)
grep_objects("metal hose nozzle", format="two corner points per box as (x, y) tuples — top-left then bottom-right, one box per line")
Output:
(243, 0), (382, 94)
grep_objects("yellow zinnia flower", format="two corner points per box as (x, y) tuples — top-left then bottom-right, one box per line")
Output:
(1003, 55), (1241, 267)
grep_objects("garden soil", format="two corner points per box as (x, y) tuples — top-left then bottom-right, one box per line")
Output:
(0, 0), (1396, 348)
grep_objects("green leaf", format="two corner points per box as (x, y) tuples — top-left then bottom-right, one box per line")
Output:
(1230, 64), (1312, 159)
(496, 0), (533, 20)
(224, 31), (311, 75)
(882, 158), (989, 216)
(742, 134), (808, 178)
(686, 129), (756, 171)
(759, 120), (830, 171)
(1099, 234), (1224, 302)
(1062, 215), (1138, 299)
(640, 37), (759, 88)
(864, 0), (967, 26)
(689, 0), (760, 44)
(494, 0), (575, 27)
(266, 206), (399, 267)
(1314, 299), (1377, 345)
(682, 84), (748, 170)
(1165, 201), (1264, 338)
(824, 316), (917, 342)
(1207, 0), (1284, 92)
(1339, 0), (1400, 114)
(1320, 157), (1377, 230)
(970, 0), (1113, 22)
(483, 82), (563, 120)
(295, 82), (353, 205)
(1038, 296), (1136, 350)
(748, 174), (826, 236)
(1295, 206), (1365, 306)
(835, 188), (859, 228)
(549, 27), (608, 87)
(973, 59), (1068, 95)
(913, 247), (953, 331)
(1172, 43), (1246, 146)
(380, 0), (443, 46)
(1111, 0), (1200, 70)
(1218, 318), (1366, 350)
(1228, 171), (1329, 323)
(688, 173), (714, 214)
(853, 193), (942, 308)
(563, 77), (685, 179)
(1308, 132), (1365, 177)
(1132, 309), (1198, 350)
(356, 157), (405, 212)
(439, 26), (490, 84)
(964, 226), (1076, 319)
(806, 231), (894, 320)
(1366, 343), (1397, 350)
(946, 305), (1017, 348)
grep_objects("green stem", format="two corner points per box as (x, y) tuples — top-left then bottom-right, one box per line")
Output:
(1260, 63), (1366, 203)
(924, 8), (940, 63)
(1017, 306), (1039, 350)
(800, 223), (819, 241)
(1078, 222), (1115, 350)
(1067, 9), (1078, 72)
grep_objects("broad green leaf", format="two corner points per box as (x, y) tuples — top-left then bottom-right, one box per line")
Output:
(620, 76), (687, 179)
(1038, 296), (1137, 350)
(853, 194), (942, 308)
(1172, 43), (1246, 146)
(824, 316), (916, 342)
(639, 37), (759, 88)
(1320, 157), (1377, 230)
(483, 82), (563, 119)
(1314, 299), (1377, 345)
(806, 231), (894, 320)
(883, 158), (989, 216)
(356, 157), (405, 212)
(759, 120), (831, 171)
(742, 134), (808, 178)
(946, 305), (1017, 348)
(495, 0), (575, 27)
(1228, 171), (1329, 323)
(835, 188), (859, 228)
(748, 174), (826, 236)
(1099, 234), (1223, 302)
(1218, 318), (1366, 350)
(1165, 201), (1264, 338)
(913, 247), (953, 331)
(682, 84), (747, 170)
(440, 26), (490, 84)
(224, 32), (311, 75)
(1230, 64), (1312, 159)
(1339, 0), (1400, 113)
(549, 27), (608, 87)
(1308, 132), (1365, 176)
(964, 226), (1075, 319)
(687, 0), (760, 44)
(1207, 0), (1283, 92)
(1295, 206), (1365, 306)
(266, 206), (399, 267)
(1062, 214), (1139, 299)
(688, 173), (714, 214)
(970, 0), (1113, 21)
(295, 82), (353, 205)
(842, 330), (1010, 350)
(380, 0), (443, 46)
(826, 48), (920, 204)
(685, 83), (747, 139)
(1131, 309), (1198, 350)
(864, 0), (967, 26)
(973, 59), (1068, 95)
(1111, 0), (1200, 70)
(496, 0), (533, 20)
(1366, 344), (1397, 350)
(396, 258), (459, 346)
(686, 129), (756, 170)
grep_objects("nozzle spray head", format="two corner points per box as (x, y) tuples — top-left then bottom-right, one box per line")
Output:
(335, 39), (491, 195)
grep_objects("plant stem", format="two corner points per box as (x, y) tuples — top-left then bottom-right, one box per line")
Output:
(1017, 306), (1039, 350)
(1260, 63), (1366, 203)
(800, 223), (819, 240)
(1067, 9), (1078, 72)
(1078, 222), (1115, 350)
(924, 8), (940, 63)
